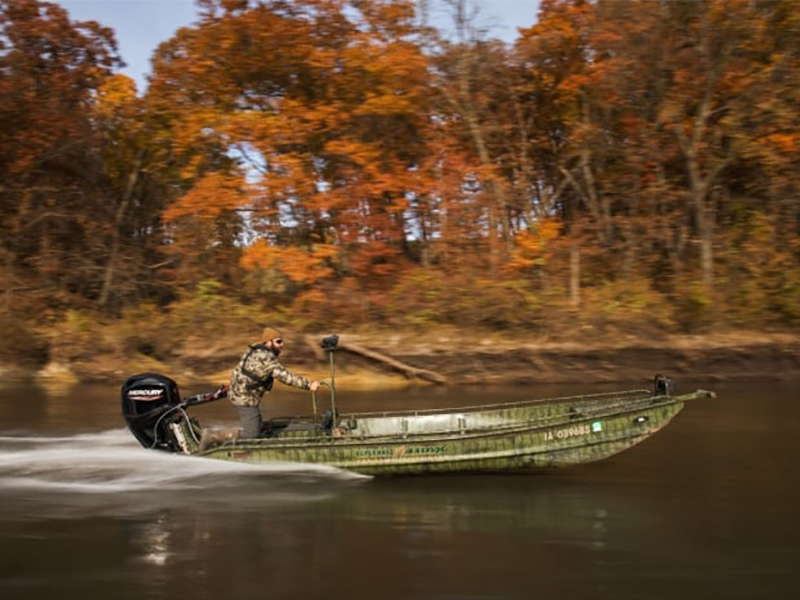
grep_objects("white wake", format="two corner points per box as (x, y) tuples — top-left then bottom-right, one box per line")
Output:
(0, 428), (366, 495)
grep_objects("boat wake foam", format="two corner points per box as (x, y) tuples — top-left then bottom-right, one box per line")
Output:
(0, 429), (367, 497)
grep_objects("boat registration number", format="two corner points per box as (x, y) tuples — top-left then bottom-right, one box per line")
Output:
(545, 424), (592, 441)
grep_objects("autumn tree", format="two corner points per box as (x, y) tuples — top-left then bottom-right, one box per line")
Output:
(420, 0), (556, 276)
(3, 0), (799, 336)
(91, 73), (195, 310)
(0, 0), (122, 313)
(149, 0), (439, 311)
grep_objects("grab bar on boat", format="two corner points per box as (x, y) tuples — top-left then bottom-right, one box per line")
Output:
(324, 336), (339, 429)
(311, 381), (335, 432)
(305, 334), (341, 433)
(311, 389), (319, 424)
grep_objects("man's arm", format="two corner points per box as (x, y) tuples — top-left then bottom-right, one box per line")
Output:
(271, 363), (313, 390)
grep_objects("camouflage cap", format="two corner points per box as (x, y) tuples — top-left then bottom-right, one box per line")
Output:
(262, 327), (282, 342)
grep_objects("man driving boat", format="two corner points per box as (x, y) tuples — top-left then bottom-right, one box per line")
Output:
(228, 327), (321, 438)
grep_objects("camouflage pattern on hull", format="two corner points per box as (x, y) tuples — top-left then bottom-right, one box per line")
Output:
(172, 389), (713, 476)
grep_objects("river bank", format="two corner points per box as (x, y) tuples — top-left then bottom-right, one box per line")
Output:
(3, 329), (799, 389)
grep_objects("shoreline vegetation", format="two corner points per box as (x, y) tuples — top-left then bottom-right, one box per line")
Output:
(2, 315), (799, 389)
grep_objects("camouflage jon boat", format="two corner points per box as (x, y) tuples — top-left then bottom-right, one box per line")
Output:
(122, 336), (715, 476)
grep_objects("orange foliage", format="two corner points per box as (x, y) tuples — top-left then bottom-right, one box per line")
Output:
(506, 221), (562, 273)
(164, 172), (249, 220)
(4, 0), (800, 333)
(241, 240), (339, 285)
(759, 133), (797, 153)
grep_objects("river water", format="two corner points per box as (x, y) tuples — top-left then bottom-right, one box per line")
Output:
(0, 378), (798, 600)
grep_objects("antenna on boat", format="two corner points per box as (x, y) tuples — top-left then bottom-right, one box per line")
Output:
(321, 334), (339, 428)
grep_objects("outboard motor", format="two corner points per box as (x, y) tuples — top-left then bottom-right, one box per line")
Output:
(121, 373), (183, 451)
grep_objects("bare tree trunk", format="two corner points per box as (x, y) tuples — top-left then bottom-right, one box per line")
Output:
(457, 76), (509, 273)
(673, 13), (734, 294)
(570, 244), (581, 309)
(679, 103), (729, 294)
(700, 228), (714, 291)
(98, 158), (141, 308)
(1, 251), (12, 312)
(437, 0), (511, 275)
(558, 95), (610, 245)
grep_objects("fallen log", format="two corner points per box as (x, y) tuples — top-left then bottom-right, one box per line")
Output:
(338, 341), (447, 385)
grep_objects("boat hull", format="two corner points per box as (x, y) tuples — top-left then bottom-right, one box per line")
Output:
(188, 391), (703, 475)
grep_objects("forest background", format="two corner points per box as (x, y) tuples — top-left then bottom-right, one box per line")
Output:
(2, 0), (800, 384)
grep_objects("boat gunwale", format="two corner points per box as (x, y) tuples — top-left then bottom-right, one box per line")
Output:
(339, 388), (652, 420)
(329, 389), (711, 424)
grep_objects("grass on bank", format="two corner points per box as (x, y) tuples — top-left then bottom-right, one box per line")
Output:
(2, 268), (799, 384)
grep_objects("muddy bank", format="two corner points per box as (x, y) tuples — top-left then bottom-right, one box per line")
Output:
(10, 331), (800, 388)
(392, 338), (800, 385)
(323, 332), (800, 386)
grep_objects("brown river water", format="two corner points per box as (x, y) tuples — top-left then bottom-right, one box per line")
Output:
(0, 377), (799, 600)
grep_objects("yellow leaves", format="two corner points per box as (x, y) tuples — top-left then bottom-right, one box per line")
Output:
(339, 33), (428, 118)
(325, 139), (381, 167)
(359, 41), (428, 91)
(240, 240), (280, 271)
(559, 73), (590, 94)
(355, 92), (414, 117)
(94, 74), (138, 118)
(506, 221), (561, 273)
(174, 107), (227, 155)
(241, 239), (339, 285)
(164, 172), (248, 221)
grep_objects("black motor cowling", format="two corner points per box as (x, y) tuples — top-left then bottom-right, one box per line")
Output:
(121, 373), (183, 450)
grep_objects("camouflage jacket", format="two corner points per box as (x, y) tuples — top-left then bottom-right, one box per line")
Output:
(229, 343), (311, 407)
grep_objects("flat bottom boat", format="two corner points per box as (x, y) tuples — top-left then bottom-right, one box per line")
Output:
(121, 337), (715, 475)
